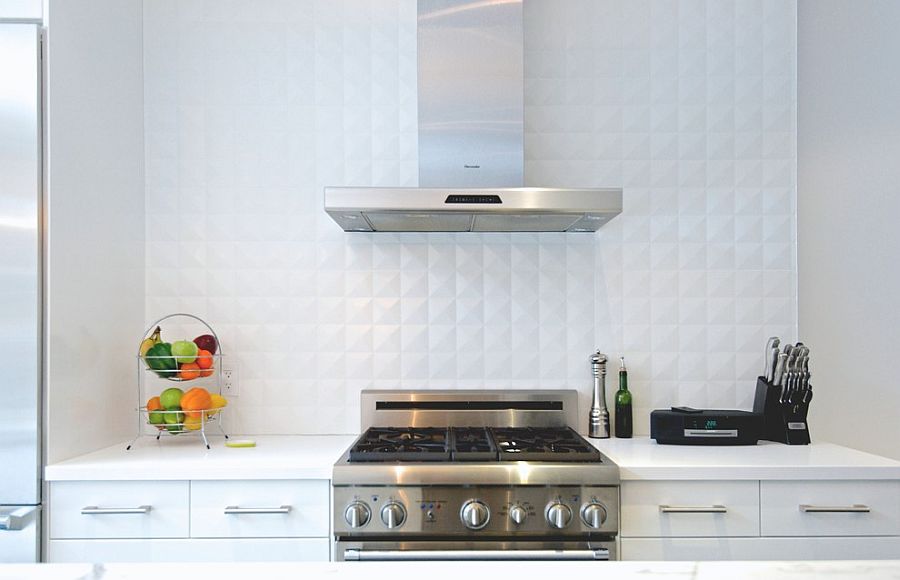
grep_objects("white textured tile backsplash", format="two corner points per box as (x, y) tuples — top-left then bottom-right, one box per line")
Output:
(144, 0), (797, 435)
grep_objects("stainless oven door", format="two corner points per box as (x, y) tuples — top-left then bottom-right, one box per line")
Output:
(335, 539), (615, 561)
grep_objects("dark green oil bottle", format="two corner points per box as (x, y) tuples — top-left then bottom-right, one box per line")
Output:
(615, 356), (633, 438)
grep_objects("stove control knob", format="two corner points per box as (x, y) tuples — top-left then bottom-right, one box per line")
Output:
(546, 501), (573, 529)
(381, 502), (406, 529)
(580, 502), (608, 529)
(460, 500), (491, 530)
(344, 501), (371, 528)
(509, 504), (527, 526)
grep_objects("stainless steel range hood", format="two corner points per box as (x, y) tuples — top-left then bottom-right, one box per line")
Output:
(325, 0), (622, 233)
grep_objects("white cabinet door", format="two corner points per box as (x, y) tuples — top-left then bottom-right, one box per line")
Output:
(48, 538), (330, 562)
(621, 480), (760, 538)
(761, 480), (900, 537)
(190, 480), (329, 538)
(50, 481), (190, 539)
(622, 536), (900, 561)
(0, 0), (41, 19)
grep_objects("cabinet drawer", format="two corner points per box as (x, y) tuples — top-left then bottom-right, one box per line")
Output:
(621, 536), (900, 561)
(48, 538), (330, 562)
(50, 481), (189, 539)
(190, 480), (329, 538)
(621, 480), (759, 537)
(760, 480), (900, 537)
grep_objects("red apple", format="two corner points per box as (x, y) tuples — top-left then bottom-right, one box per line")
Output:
(193, 334), (218, 355)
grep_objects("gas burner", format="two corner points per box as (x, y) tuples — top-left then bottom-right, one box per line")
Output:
(491, 427), (603, 462)
(347, 425), (602, 463)
(450, 427), (496, 461)
(348, 427), (450, 462)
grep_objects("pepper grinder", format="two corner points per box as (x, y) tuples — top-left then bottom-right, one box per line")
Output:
(588, 351), (610, 439)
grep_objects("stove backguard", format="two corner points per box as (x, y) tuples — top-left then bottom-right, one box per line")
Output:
(360, 389), (579, 431)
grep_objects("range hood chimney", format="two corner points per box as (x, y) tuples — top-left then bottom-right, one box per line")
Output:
(325, 0), (622, 233)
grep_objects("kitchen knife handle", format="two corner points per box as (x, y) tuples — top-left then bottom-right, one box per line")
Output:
(81, 505), (151, 515)
(659, 504), (727, 514)
(799, 504), (870, 513)
(224, 505), (292, 515)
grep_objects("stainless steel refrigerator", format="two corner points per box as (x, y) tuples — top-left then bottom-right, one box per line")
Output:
(0, 21), (42, 562)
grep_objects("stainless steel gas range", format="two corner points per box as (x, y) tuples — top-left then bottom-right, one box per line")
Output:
(332, 390), (620, 561)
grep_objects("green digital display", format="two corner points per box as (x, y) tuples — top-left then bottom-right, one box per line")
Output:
(706, 419), (718, 429)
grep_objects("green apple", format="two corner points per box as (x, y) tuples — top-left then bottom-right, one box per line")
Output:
(148, 411), (165, 425)
(164, 410), (185, 434)
(160, 387), (184, 410)
(171, 340), (199, 364)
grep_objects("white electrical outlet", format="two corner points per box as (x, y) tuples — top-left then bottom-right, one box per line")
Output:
(223, 364), (239, 396)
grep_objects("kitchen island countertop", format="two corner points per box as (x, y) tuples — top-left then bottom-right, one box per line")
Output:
(45, 434), (900, 481)
(3, 560), (900, 580)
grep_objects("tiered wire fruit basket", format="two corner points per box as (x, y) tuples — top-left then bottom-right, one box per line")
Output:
(128, 313), (229, 450)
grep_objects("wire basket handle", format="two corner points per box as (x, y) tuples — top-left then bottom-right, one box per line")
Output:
(138, 313), (224, 357)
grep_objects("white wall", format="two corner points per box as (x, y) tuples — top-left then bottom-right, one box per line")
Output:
(798, 1), (900, 459)
(45, 0), (144, 462)
(143, 0), (797, 435)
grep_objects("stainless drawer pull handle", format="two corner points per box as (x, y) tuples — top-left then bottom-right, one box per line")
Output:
(81, 505), (151, 515)
(659, 505), (727, 514)
(224, 505), (292, 515)
(800, 504), (871, 513)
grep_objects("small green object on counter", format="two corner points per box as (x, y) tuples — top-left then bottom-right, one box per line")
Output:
(225, 439), (256, 448)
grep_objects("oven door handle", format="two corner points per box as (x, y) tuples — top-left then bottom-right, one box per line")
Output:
(343, 548), (610, 561)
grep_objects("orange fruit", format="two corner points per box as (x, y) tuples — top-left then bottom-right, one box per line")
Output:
(199, 367), (214, 378)
(181, 387), (212, 419)
(146, 396), (162, 411)
(196, 349), (213, 369)
(179, 363), (201, 381)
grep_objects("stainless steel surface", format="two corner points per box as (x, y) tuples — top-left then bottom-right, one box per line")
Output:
(460, 499), (490, 530)
(659, 505), (728, 514)
(508, 504), (527, 526)
(325, 187), (622, 233)
(800, 504), (870, 513)
(80, 506), (152, 515)
(580, 503), (607, 529)
(773, 353), (787, 388)
(325, 0), (622, 234)
(588, 351), (610, 439)
(0, 506), (36, 531)
(764, 337), (780, 380)
(0, 23), (41, 510)
(334, 388), (620, 561)
(333, 485), (618, 537)
(336, 540), (614, 561)
(333, 452), (619, 486)
(418, 0), (523, 188)
(359, 389), (579, 431)
(545, 501), (572, 529)
(380, 502), (407, 529)
(223, 505), (292, 515)
(0, 505), (39, 563)
(343, 548), (609, 561)
(344, 501), (371, 528)
(684, 429), (739, 438)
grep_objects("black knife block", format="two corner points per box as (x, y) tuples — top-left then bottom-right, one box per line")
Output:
(752, 377), (811, 445)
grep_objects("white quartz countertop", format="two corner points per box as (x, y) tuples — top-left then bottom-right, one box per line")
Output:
(4, 561), (900, 580)
(591, 437), (900, 480)
(45, 434), (900, 481)
(44, 435), (356, 481)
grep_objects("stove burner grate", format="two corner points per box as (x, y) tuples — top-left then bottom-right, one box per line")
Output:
(348, 427), (450, 462)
